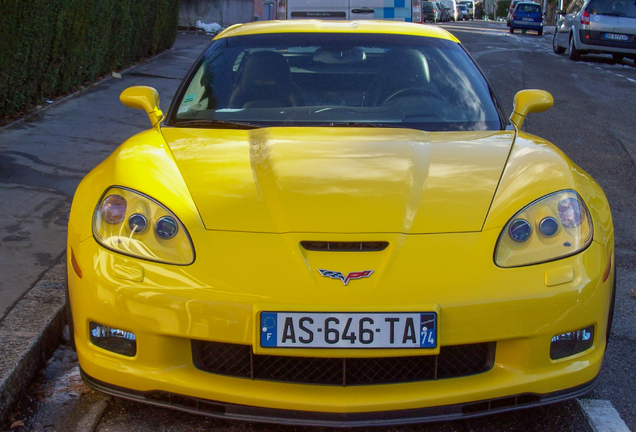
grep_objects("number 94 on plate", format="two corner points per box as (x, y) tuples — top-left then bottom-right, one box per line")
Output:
(260, 312), (437, 349)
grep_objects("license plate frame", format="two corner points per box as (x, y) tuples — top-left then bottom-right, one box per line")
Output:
(259, 312), (437, 349)
(603, 32), (629, 41)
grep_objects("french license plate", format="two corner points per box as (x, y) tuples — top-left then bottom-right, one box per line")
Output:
(260, 312), (437, 349)
(522, 17), (534, 21)
(603, 33), (629, 41)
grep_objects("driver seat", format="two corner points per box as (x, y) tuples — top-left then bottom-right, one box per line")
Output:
(363, 49), (430, 107)
(229, 51), (303, 108)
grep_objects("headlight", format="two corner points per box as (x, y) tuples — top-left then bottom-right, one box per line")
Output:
(93, 187), (195, 265)
(495, 190), (592, 268)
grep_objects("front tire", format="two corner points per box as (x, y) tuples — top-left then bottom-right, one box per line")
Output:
(569, 34), (581, 60)
(65, 275), (76, 351)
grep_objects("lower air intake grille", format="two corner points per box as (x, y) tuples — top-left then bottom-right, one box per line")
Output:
(191, 341), (495, 386)
(300, 241), (389, 252)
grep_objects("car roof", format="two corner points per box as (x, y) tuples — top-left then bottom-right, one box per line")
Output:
(514, 2), (541, 7)
(215, 20), (460, 43)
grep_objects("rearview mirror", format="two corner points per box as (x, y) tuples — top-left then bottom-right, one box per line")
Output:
(510, 89), (553, 129)
(313, 47), (366, 64)
(120, 86), (164, 127)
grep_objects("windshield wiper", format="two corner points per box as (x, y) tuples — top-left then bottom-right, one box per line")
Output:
(171, 119), (260, 130)
(601, 12), (621, 16)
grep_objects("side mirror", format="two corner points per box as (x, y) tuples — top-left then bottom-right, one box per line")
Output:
(510, 89), (554, 129)
(120, 86), (164, 127)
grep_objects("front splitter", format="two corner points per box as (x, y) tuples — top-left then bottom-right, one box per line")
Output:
(80, 368), (599, 427)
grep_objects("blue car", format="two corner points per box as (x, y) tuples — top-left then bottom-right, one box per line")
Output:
(510, 2), (544, 35)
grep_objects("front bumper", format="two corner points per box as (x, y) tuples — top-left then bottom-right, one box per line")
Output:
(81, 368), (599, 427)
(68, 226), (613, 422)
(512, 20), (543, 30)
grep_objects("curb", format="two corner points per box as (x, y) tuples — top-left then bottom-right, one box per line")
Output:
(0, 261), (67, 424)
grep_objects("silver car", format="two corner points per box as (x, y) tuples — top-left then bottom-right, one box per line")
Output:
(553, 0), (636, 64)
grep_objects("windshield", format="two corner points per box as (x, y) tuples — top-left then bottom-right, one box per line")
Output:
(588, 0), (636, 17)
(168, 33), (503, 132)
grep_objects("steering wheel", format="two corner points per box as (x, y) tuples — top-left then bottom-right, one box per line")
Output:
(382, 87), (442, 105)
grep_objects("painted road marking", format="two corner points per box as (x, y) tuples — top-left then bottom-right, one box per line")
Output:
(578, 399), (631, 432)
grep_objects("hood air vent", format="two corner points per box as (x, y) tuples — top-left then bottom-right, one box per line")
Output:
(300, 241), (389, 252)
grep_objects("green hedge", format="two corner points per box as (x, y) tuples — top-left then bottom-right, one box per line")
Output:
(0, 0), (179, 121)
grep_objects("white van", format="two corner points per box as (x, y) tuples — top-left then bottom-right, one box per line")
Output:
(277, 0), (423, 23)
(441, 0), (458, 20)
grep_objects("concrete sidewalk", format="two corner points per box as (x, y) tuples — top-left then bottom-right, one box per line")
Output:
(0, 32), (212, 424)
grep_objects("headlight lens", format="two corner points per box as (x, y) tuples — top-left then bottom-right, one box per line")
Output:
(93, 187), (194, 265)
(495, 190), (592, 267)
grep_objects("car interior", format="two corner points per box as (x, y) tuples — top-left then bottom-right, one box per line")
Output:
(172, 34), (503, 131)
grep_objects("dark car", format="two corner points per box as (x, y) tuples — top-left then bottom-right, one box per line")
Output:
(509, 2), (544, 35)
(422, 1), (440, 22)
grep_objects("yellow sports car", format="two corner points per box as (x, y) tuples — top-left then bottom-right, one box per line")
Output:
(67, 20), (615, 426)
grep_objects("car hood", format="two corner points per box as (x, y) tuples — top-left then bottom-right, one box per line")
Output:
(163, 127), (514, 234)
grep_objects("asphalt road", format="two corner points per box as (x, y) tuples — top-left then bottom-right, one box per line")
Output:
(2, 21), (635, 432)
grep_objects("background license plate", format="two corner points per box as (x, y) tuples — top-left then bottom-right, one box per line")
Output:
(604, 33), (629, 41)
(260, 312), (437, 349)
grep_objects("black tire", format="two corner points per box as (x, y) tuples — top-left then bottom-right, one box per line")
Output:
(510, 25), (515, 33)
(612, 54), (624, 61)
(569, 34), (581, 60)
(538, 28), (543, 36)
(606, 268), (616, 347)
(65, 274), (76, 351)
(553, 32), (566, 54)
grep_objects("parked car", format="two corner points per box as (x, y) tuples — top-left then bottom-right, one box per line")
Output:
(552, 0), (636, 64)
(459, 0), (475, 19)
(509, 2), (544, 35)
(422, 1), (440, 22)
(442, 0), (459, 20)
(68, 19), (615, 427)
(457, 3), (469, 19)
(507, 0), (527, 26)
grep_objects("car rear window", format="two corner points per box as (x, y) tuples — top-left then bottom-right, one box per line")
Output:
(587, 0), (636, 18)
(517, 4), (541, 12)
(169, 33), (504, 132)
(422, 2), (436, 11)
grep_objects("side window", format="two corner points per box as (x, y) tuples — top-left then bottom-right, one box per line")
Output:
(567, 0), (585, 14)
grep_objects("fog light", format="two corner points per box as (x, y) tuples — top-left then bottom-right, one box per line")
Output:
(550, 325), (594, 360)
(89, 322), (137, 357)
